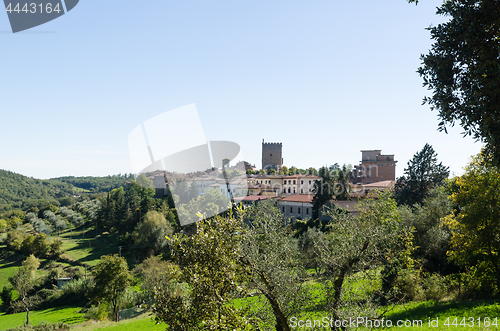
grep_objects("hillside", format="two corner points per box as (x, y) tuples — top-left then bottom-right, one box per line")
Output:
(0, 170), (134, 212)
(0, 170), (76, 212)
(53, 175), (132, 193)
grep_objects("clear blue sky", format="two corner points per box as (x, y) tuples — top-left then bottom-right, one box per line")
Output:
(0, 0), (482, 179)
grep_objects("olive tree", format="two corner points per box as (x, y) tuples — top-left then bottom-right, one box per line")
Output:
(312, 191), (410, 329)
(240, 200), (310, 331)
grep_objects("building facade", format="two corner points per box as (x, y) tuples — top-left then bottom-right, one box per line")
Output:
(262, 140), (283, 170)
(351, 150), (397, 184)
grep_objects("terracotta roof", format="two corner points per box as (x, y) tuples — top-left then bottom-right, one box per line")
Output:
(279, 194), (314, 203)
(362, 180), (395, 188)
(236, 195), (279, 202)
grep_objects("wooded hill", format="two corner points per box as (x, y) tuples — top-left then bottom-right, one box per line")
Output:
(0, 170), (131, 212)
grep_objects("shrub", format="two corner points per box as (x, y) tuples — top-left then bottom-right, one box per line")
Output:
(394, 269), (423, 302)
(421, 273), (448, 301)
(6, 321), (70, 331)
(84, 302), (110, 321)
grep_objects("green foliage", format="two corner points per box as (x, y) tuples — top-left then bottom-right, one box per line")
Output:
(9, 258), (41, 325)
(154, 214), (257, 330)
(0, 170), (76, 212)
(84, 302), (110, 321)
(133, 256), (175, 301)
(241, 201), (309, 331)
(91, 255), (133, 318)
(6, 321), (71, 331)
(316, 191), (409, 320)
(1, 286), (14, 311)
(54, 174), (132, 193)
(131, 210), (174, 258)
(394, 144), (449, 206)
(399, 186), (455, 274)
(22, 255), (40, 271)
(417, 0), (500, 165)
(311, 167), (335, 220)
(311, 165), (351, 221)
(446, 148), (500, 295)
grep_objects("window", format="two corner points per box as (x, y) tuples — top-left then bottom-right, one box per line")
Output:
(290, 207), (293, 213)
(270, 154), (272, 156)
(293, 180), (296, 184)
(301, 180), (303, 184)
(306, 208), (309, 214)
(293, 189), (296, 193)
(282, 206), (285, 212)
(298, 207), (301, 214)
(288, 188), (291, 193)
(309, 188), (311, 192)
(301, 189), (303, 193)
(309, 180), (311, 184)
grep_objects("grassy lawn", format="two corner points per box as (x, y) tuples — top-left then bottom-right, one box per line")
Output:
(0, 306), (84, 330)
(381, 299), (500, 330)
(0, 255), (21, 290)
(74, 313), (163, 331)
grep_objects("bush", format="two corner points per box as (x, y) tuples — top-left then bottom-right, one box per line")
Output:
(421, 273), (448, 301)
(394, 269), (423, 302)
(6, 321), (70, 331)
(1, 286), (13, 311)
(84, 302), (110, 321)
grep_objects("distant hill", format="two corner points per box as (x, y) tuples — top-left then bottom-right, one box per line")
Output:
(0, 169), (76, 211)
(53, 174), (133, 193)
(0, 170), (132, 212)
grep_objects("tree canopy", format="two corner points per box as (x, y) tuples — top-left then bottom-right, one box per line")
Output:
(445, 149), (500, 294)
(394, 144), (449, 206)
(414, 0), (500, 165)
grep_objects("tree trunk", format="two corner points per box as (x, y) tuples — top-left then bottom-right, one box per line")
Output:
(258, 271), (290, 331)
(329, 240), (369, 331)
(26, 308), (30, 326)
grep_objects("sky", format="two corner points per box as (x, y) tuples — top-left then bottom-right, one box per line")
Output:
(0, 0), (483, 179)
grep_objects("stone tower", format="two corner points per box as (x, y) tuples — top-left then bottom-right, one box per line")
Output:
(262, 139), (283, 170)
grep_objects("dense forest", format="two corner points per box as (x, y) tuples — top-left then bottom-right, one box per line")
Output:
(0, 170), (132, 212)
(53, 174), (133, 193)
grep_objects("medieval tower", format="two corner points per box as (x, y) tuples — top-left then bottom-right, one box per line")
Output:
(262, 139), (283, 170)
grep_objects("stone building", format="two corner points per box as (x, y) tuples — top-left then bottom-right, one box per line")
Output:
(261, 139), (283, 170)
(351, 150), (397, 184)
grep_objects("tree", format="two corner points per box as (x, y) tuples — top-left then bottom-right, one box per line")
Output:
(22, 254), (40, 271)
(133, 256), (175, 302)
(154, 214), (256, 330)
(9, 256), (41, 326)
(241, 201), (309, 331)
(313, 191), (409, 327)
(131, 210), (174, 258)
(445, 149), (500, 294)
(281, 166), (289, 176)
(398, 187), (454, 274)
(394, 144), (449, 206)
(91, 255), (132, 320)
(413, 0), (500, 165)
(312, 167), (335, 220)
(335, 164), (351, 201)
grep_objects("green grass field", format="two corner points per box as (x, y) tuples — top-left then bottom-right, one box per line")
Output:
(74, 314), (162, 331)
(2, 228), (499, 331)
(0, 306), (84, 330)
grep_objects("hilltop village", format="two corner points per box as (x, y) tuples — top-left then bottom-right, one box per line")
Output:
(142, 140), (398, 220)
